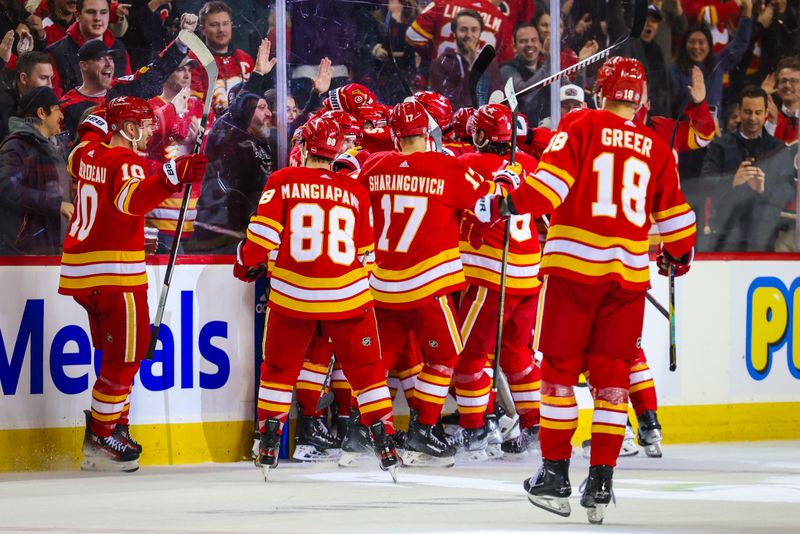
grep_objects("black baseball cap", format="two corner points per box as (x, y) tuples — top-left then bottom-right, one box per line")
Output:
(78, 39), (115, 61)
(647, 4), (663, 21)
(18, 86), (63, 117)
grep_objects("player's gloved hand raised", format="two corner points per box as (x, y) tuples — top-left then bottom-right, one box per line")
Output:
(493, 164), (521, 190)
(473, 194), (508, 224)
(233, 241), (265, 282)
(459, 211), (492, 249)
(656, 244), (693, 277)
(163, 154), (208, 187)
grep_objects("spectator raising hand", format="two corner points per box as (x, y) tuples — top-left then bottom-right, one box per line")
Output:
(688, 66), (707, 105)
(312, 57), (333, 95)
(254, 38), (278, 76)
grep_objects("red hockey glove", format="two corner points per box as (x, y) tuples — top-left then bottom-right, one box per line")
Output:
(493, 164), (521, 190)
(459, 211), (494, 250)
(233, 241), (265, 283)
(656, 244), (693, 277)
(163, 154), (208, 187)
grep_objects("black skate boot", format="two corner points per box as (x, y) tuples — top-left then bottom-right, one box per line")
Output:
(112, 423), (142, 455)
(81, 414), (140, 473)
(338, 412), (372, 467)
(257, 419), (281, 481)
(403, 418), (456, 467)
(501, 425), (539, 456)
(293, 413), (341, 462)
(334, 414), (350, 447)
(447, 426), (490, 462)
(370, 421), (401, 482)
(524, 459), (572, 517)
(637, 410), (663, 458)
(580, 464), (615, 524)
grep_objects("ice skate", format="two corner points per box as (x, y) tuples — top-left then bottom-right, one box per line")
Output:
(338, 413), (372, 467)
(402, 418), (456, 467)
(113, 423), (142, 455)
(524, 459), (572, 517)
(496, 403), (520, 441)
(81, 418), (140, 473)
(293, 414), (341, 462)
(637, 410), (663, 458)
(447, 426), (490, 463)
(256, 419), (281, 481)
(501, 425), (539, 457)
(370, 421), (401, 482)
(580, 464), (615, 525)
(483, 413), (504, 459)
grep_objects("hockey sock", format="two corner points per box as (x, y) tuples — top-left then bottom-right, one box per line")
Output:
(331, 364), (352, 417)
(116, 385), (133, 426)
(455, 350), (491, 429)
(257, 379), (293, 432)
(507, 362), (541, 429)
(539, 382), (578, 461)
(354, 381), (395, 434)
(90, 361), (139, 437)
(295, 360), (327, 416)
(413, 365), (454, 425)
(591, 387), (629, 467)
(629, 360), (658, 416)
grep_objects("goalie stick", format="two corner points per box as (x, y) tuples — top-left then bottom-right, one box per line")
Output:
(146, 30), (218, 360)
(497, 0), (648, 105)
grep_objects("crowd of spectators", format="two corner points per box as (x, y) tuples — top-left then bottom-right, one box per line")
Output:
(0, 0), (798, 256)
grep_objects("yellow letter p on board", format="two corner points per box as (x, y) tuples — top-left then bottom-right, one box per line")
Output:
(746, 278), (789, 380)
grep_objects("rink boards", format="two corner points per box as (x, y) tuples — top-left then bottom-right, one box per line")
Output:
(0, 256), (799, 471)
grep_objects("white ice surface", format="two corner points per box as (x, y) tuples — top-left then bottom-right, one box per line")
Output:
(0, 442), (798, 534)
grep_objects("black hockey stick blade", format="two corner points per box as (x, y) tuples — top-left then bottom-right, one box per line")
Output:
(645, 291), (669, 320)
(469, 44), (496, 107)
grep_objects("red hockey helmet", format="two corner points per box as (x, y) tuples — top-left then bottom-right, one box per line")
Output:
(106, 96), (155, 133)
(389, 100), (429, 138)
(596, 56), (647, 105)
(414, 90), (453, 128)
(468, 104), (513, 143)
(329, 83), (376, 113)
(449, 106), (475, 141)
(300, 117), (345, 160)
(322, 110), (363, 140)
(354, 102), (389, 127)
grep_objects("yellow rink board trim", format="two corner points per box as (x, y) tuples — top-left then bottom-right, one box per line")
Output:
(1, 402), (799, 471)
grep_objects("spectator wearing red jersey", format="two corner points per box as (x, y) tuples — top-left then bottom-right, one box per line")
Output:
(41, 0), (78, 45)
(48, 0), (132, 97)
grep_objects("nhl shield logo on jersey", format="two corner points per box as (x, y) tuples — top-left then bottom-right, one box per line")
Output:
(362, 337), (371, 347)
(636, 337), (642, 349)
(428, 340), (439, 348)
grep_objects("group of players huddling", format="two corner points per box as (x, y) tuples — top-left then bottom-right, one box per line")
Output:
(61, 53), (696, 525)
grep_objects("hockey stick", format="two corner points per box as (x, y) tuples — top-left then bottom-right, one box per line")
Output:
(645, 291), (669, 319)
(497, 0), (648, 105)
(146, 30), (218, 360)
(314, 354), (337, 412)
(668, 266), (677, 371)
(469, 44), (496, 108)
(490, 78), (519, 417)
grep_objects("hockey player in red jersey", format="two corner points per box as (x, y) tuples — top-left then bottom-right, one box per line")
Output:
(357, 100), (502, 467)
(474, 57), (696, 523)
(454, 104), (542, 461)
(444, 106), (476, 156)
(235, 117), (400, 482)
(59, 96), (207, 472)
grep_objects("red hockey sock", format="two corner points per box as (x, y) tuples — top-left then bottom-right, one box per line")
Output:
(539, 382), (578, 461)
(295, 360), (327, 416)
(331, 364), (352, 417)
(590, 389), (629, 467)
(629, 361), (658, 416)
(413, 366), (453, 425)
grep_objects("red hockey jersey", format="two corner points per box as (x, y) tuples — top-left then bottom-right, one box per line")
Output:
(458, 150), (541, 294)
(190, 48), (254, 113)
(241, 167), (375, 320)
(145, 95), (204, 237)
(509, 109), (697, 290)
(358, 150), (499, 309)
(59, 141), (179, 295)
(406, 0), (514, 63)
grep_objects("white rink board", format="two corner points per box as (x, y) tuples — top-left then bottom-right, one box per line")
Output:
(0, 263), (254, 429)
(1, 259), (799, 431)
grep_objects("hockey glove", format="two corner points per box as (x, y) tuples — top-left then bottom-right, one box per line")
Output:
(493, 164), (521, 190)
(474, 193), (509, 224)
(459, 211), (494, 249)
(233, 241), (265, 283)
(656, 244), (693, 277)
(163, 154), (208, 187)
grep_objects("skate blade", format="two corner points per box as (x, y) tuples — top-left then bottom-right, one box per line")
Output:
(644, 442), (663, 458)
(527, 494), (571, 517)
(400, 450), (455, 468)
(384, 464), (399, 483)
(261, 465), (273, 482)
(292, 444), (341, 462)
(586, 503), (606, 525)
(81, 457), (139, 473)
